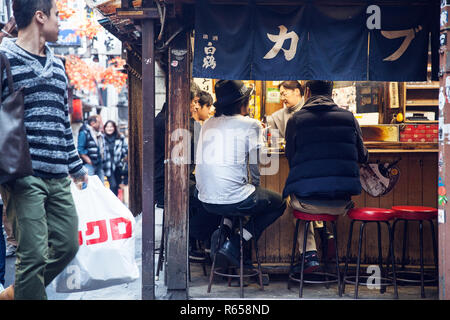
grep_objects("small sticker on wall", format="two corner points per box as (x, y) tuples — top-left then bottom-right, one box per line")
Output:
(438, 209), (446, 224)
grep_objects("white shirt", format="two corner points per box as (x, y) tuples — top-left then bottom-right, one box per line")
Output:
(195, 115), (265, 204)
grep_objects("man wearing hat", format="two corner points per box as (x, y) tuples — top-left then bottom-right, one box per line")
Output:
(195, 80), (286, 269)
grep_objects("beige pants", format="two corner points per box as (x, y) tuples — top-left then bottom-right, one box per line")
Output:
(288, 195), (350, 254)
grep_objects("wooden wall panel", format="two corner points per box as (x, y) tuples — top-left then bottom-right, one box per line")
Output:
(127, 49), (143, 216)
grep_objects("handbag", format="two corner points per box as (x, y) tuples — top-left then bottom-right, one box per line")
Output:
(0, 52), (33, 184)
(360, 160), (400, 197)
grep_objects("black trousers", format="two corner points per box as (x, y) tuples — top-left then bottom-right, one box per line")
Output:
(202, 187), (286, 241)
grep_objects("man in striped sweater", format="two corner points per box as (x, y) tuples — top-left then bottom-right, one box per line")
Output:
(0, 0), (87, 300)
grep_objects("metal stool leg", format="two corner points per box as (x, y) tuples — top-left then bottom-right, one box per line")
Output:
(429, 219), (439, 283)
(419, 220), (425, 298)
(331, 221), (341, 297)
(239, 217), (244, 298)
(401, 220), (408, 269)
(252, 220), (264, 291)
(207, 216), (225, 293)
(156, 211), (165, 280)
(387, 219), (399, 275)
(377, 222), (385, 294)
(341, 220), (355, 295)
(386, 222), (398, 299)
(299, 221), (310, 298)
(355, 222), (365, 299)
(321, 222), (330, 288)
(288, 219), (300, 290)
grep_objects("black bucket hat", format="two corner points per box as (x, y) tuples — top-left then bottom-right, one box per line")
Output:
(213, 80), (253, 108)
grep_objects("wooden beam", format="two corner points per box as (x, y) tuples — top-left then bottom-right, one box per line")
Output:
(141, 18), (156, 300)
(440, 3), (450, 301)
(126, 46), (143, 217)
(165, 21), (190, 297)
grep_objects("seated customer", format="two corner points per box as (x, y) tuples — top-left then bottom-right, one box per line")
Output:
(283, 80), (369, 273)
(195, 80), (286, 268)
(189, 88), (222, 257)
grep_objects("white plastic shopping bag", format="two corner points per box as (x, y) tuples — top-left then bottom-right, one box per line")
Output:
(54, 175), (139, 292)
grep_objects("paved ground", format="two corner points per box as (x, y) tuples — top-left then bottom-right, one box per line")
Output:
(3, 205), (439, 300)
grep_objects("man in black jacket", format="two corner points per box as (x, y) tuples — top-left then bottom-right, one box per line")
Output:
(283, 80), (369, 273)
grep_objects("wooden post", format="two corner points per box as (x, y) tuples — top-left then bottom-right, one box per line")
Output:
(141, 18), (156, 300)
(165, 22), (190, 299)
(439, 3), (450, 301)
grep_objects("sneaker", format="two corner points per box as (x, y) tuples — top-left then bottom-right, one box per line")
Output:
(0, 285), (14, 300)
(292, 250), (320, 274)
(5, 244), (16, 257)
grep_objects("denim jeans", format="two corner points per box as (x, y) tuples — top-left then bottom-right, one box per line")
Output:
(83, 163), (104, 187)
(0, 204), (5, 286)
(202, 187), (286, 241)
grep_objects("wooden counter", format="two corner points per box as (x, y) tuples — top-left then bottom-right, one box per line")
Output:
(257, 146), (438, 272)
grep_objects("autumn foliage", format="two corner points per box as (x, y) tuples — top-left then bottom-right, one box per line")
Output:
(65, 55), (127, 92)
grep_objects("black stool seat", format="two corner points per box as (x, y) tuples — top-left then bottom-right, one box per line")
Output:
(207, 213), (264, 298)
(289, 210), (341, 298)
(342, 208), (398, 299)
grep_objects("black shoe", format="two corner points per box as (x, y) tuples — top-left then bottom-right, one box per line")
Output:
(292, 251), (320, 274)
(209, 226), (231, 260)
(217, 236), (254, 269)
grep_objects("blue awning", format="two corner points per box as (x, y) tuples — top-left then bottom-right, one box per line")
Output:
(193, 0), (439, 81)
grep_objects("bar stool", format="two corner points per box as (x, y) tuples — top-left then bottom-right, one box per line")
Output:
(188, 240), (208, 282)
(341, 207), (398, 299)
(156, 209), (208, 282)
(207, 214), (264, 298)
(288, 210), (340, 298)
(390, 205), (438, 298)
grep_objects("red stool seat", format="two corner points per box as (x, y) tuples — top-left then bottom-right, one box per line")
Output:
(391, 206), (438, 220)
(348, 207), (395, 221)
(292, 210), (338, 221)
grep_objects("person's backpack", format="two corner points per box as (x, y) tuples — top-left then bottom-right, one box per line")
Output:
(359, 160), (400, 197)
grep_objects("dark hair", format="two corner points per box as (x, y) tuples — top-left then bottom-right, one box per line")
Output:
(198, 91), (213, 107)
(305, 80), (334, 96)
(13, 0), (53, 30)
(190, 82), (201, 101)
(104, 120), (119, 138)
(278, 81), (304, 96)
(214, 96), (249, 117)
(87, 115), (98, 125)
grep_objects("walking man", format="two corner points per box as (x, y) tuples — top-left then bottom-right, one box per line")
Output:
(0, 0), (87, 300)
(78, 114), (105, 182)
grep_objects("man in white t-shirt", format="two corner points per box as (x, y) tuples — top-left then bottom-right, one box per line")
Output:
(195, 80), (286, 269)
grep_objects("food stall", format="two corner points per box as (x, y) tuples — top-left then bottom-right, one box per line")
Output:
(90, 0), (449, 300)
